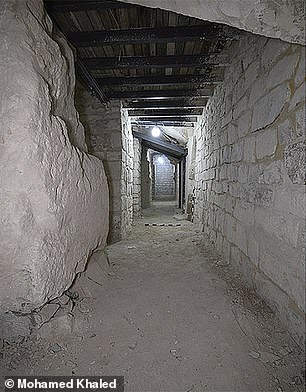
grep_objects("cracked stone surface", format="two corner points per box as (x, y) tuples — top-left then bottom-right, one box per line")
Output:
(122, 0), (305, 45)
(0, 0), (109, 328)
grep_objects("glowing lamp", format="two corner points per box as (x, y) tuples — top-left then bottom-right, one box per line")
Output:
(151, 126), (161, 137)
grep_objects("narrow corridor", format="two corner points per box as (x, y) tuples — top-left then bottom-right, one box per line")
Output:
(0, 203), (303, 392)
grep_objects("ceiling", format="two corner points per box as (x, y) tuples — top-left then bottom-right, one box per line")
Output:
(44, 0), (242, 143)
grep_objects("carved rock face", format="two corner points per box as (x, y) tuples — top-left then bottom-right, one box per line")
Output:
(0, 0), (109, 326)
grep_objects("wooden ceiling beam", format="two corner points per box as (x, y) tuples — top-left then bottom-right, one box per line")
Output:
(128, 108), (203, 116)
(123, 99), (207, 109)
(97, 73), (222, 86)
(133, 131), (187, 160)
(83, 54), (229, 69)
(132, 121), (194, 128)
(68, 25), (240, 47)
(44, 10), (108, 104)
(135, 116), (198, 122)
(44, 0), (135, 12)
(106, 89), (212, 99)
(76, 58), (108, 103)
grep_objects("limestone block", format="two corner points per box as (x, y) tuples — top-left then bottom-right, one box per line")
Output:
(284, 140), (306, 184)
(237, 112), (251, 139)
(248, 164), (263, 183)
(230, 245), (242, 266)
(257, 228), (305, 310)
(257, 161), (283, 185)
(225, 196), (235, 214)
(219, 166), (227, 180)
(295, 107), (306, 137)
(225, 213), (237, 244)
(233, 95), (248, 119)
(254, 207), (301, 247)
(237, 164), (249, 183)
(295, 47), (305, 87)
(233, 202), (255, 225)
(222, 183), (229, 194)
(227, 165), (238, 182)
(244, 60), (260, 92)
(227, 124), (238, 145)
(246, 231), (260, 266)
(253, 270), (289, 321)
(232, 77), (246, 105)
(274, 188), (305, 217)
(278, 119), (295, 144)
(243, 187), (274, 207)
(289, 82), (305, 111)
(112, 132), (123, 150)
(251, 84), (290, 132)
(261, 39), (290, 71)
(106, 151), (123, 163)
(223, 239), (231, 263)
(222, 146), (232, 163)
(266, 50), (299, 90)
(235, 222), (248, 255)
(219, 132), (228, 147)
(244, 136), (256, 162)
(0, 0), (109, 317)
(255, 128), (277, 159)
(232, 140), (243, 162)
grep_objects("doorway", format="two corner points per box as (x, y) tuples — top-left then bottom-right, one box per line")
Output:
(152, 154), (176, 201)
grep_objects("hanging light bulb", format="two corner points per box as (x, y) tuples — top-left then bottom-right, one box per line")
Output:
(158, 156), (164, 164)
(151, 126), (161, 137)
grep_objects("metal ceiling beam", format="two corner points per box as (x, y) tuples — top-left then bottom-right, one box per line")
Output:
(68, 25), (240, 47)
(133, 131), (187, 160)
(132, 116), (198, 122)
(82, 54), (228, 70)
(106, 88), (212, 99)
(123, 99), (207, 109)
(97, 74), (222, 87)
(44, 0), (135, 12)
(128, 108), (203, 116)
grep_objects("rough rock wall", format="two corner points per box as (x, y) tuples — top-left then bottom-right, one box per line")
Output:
(191, 34), (305, 347)
(122, 0), (305, 45)
(0, 0), (109, 327)
(75, 88), (122, 243)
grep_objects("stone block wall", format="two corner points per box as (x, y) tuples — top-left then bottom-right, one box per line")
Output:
(76, 89), (123, 243)
(141, 147), (152, 209)
(191, 33), (305, 347)
(76, 97), (140, 241)
(153, 155), (176, 200)
(121, 109), (135, 234)
(0, 0), (109, 338)
(133, 138), (142, 217)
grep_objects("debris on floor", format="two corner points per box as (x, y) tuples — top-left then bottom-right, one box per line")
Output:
(0, 203), (304, 392)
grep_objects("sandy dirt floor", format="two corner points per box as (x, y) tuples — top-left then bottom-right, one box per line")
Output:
(0, 202), (304, 392)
